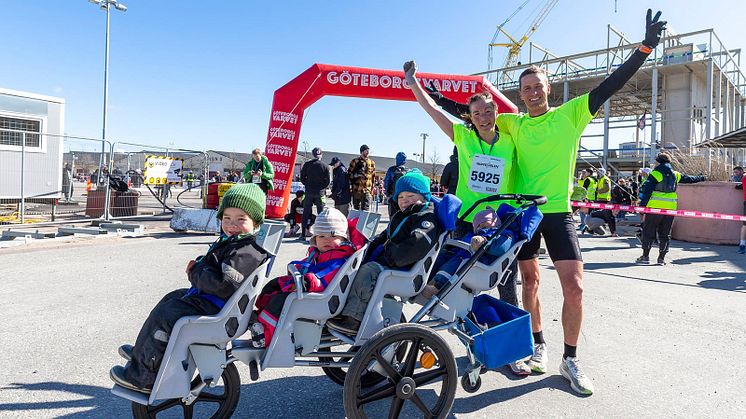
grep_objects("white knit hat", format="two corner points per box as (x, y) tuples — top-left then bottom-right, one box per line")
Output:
(310, 207), (348, 244)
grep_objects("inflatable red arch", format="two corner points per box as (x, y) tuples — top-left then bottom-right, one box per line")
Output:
(263, 63), (518, 219)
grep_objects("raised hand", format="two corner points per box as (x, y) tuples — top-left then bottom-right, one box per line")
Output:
(403, 60), (417, 84)
(643, 9), (667, 49)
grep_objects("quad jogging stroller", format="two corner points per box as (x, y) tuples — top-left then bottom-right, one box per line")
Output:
(110, 194), (545, 419)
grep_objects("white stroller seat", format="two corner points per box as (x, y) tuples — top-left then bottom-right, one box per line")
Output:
(248, 210), (380, 369)
(430, 238), (526, 322)
(352, 231), (447, 345)
(112, 220), (285, 404)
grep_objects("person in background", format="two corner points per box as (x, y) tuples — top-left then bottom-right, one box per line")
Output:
(242, 148), (274, 194)
(330, 157), (352, 216)
(62, 163), (73, 202)
(611, 178), (633, 219)
(595, 168), (612, 203)
(736, 176), (746, 254)
(300, 147), (330, 239)
(348, 145), (376, 211)
(636, 152), (706, 265)
(440, 147), (459, 196)
(384, 152), (410, 216)
(731, 166), (744, 183)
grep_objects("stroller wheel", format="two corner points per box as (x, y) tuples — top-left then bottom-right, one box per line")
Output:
(343, 324), (457, 418)
(461, 373), (482, 393)
(131, 363), (240, 419)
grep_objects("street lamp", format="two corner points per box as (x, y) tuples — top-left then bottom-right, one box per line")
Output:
(419, 133), (429, 163)
(88, 0), (127, 186)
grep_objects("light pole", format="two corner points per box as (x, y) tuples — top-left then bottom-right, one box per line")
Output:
(419, 133), (429, 163)
(88, 0), (127, 188)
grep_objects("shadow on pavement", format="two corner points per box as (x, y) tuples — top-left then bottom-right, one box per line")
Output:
(451, 374), (581, 415)
(698, 271), (746, 292)
(0, 381), (130, 418)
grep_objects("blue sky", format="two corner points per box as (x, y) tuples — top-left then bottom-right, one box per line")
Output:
(2, 0), (745, 162)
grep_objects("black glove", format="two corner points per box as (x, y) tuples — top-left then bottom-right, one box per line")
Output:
(736, 183), (743, 190)
(643, 9), (667, 49)
(424, 82), (443, 99)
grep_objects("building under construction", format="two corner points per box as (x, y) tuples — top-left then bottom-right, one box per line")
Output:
(478, 26), (746, 176)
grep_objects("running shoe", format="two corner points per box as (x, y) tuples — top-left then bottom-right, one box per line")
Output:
(635, 256), (650, 264)
(656, 258), (666, 266)
(508, 360), (532, 376)
(326, 316), (361, 335)
(560, 356), (594, 395)
(738, 244), (746, 254)
(527, 343), (547, 374)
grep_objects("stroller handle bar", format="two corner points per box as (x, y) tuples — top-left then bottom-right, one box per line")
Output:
(457, 194), (547, 225)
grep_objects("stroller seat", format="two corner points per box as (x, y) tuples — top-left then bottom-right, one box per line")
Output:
(112, 220), (285, 404)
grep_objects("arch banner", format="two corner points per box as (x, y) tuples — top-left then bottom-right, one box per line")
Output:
(263, 63), (518, 219)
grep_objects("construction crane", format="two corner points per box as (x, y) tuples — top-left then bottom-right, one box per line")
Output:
(487, 0), (560, 84)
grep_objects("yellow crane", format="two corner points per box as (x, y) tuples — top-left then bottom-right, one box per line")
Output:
(487, 0), (560, 84)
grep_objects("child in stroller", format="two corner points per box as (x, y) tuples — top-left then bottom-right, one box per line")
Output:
(327, 169), (442, 334)
(109, 184), (269, 393)
(253, 207), (365, 347)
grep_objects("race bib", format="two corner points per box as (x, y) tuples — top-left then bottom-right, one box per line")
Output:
(252, 175), (261, 184)
(468, 154), (505, 194)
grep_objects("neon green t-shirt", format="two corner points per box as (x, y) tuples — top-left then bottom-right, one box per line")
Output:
(452, 123), (515, 222)
(497, 93), (596, 213)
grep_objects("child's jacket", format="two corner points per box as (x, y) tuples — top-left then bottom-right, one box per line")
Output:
(367, 201), (441, 269)
(186, 234), (269, 308)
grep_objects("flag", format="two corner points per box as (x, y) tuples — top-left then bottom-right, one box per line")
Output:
(637, 112), (647, 130)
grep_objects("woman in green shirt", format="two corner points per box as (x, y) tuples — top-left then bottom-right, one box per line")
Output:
(242, 148), (274, 194)
(404, 61), (515, 235)
(405, 60), (529, 376)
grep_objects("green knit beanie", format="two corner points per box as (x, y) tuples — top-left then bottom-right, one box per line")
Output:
(217, 183), (266, 225)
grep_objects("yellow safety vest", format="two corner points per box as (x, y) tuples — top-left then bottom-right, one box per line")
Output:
(585, 177), (597, 201)
(647, 170), (682, 210)
(596, 176), (611, 202)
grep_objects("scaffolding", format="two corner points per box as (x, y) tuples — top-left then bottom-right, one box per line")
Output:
(475, 26), (746, 174)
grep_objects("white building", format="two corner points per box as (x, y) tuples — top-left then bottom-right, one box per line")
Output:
(0, 87), (65, 200)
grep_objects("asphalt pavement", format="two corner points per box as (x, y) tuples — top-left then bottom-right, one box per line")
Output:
(0, 217), (744, 418)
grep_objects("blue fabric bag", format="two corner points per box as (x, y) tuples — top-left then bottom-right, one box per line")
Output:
(465, 294), (534, 369)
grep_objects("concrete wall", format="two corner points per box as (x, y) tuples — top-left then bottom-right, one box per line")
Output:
(0, 88), (65, 199)
(672, 182), (743, 245)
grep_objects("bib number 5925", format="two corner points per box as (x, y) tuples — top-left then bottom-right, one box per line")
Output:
(470, 171), (500, 184)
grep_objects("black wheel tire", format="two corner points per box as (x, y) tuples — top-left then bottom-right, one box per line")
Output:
(131, 363), (241, 419)
(320, 313), (406, 387)
(461, 373), (482, 393)
(343, 323), (457, 419)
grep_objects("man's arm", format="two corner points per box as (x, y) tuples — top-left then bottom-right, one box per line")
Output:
(404, 61), (455, 140)
(679, 174), (706, 184)
(588, 9), (666, 114)
(425, 83), (469, 122)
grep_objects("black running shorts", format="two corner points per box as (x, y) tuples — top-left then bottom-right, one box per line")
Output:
(517, 212), (583, 262)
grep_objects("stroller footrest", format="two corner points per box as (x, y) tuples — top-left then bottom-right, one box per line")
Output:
(111, 384), (150, 406)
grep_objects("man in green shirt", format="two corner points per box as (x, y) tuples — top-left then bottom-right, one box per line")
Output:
(492, 10), (666, 395)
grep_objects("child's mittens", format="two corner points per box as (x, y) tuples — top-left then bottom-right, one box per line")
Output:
(303, 273), (324, 293)
(278, 276), (297, 293)
(470, 236), (486, 252)
(185, 260), (196, 274)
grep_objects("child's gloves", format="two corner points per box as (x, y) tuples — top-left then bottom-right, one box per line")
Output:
(303, 273), (324, 293)
(470, 236), (486, 252)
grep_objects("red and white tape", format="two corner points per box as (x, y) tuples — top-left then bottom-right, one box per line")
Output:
(570, 201), (746, 222)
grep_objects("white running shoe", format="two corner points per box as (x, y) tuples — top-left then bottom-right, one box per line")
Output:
(508, 360), (531, 376)
(527, 343), (548, 374)
(560, 356), (594, 395)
